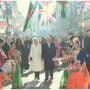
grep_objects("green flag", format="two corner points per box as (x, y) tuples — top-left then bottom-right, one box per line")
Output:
(57, 1), (67, 18)
(23, 1), (38, 32)
(61, 2), (66, 18)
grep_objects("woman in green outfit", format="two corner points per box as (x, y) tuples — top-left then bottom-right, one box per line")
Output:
(8, 42), (22, 89)
(60, 44), (72, 88)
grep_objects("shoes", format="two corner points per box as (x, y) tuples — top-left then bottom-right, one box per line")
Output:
(34, 77), (37, 80)
(44, 78), (48, 82)
(50, 77), (53, 81)
(37, 77), (40, 80)
(34, 77), (40, 81)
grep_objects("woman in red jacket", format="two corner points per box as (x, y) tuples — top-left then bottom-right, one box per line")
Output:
(0, 38), (12, 89)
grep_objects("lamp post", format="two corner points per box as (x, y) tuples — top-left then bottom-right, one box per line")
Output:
(81, 21), (86, 32)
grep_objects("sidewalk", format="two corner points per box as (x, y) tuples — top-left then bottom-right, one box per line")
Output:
(3, 67), (63, 89)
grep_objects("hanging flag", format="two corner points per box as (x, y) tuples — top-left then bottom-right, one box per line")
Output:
(57, 1), (67, 18)
(79, 1), (90, 12)
(5, 1), (10, 8)
(0, 0), (10, 10)
(38, 1), (56, 27)
(23, 1), (38, 32)
(0, 1), (5, 10)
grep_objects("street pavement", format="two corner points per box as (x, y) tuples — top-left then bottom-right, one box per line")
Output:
(3, 64), (90, 89)
(3, 66), (64, 89)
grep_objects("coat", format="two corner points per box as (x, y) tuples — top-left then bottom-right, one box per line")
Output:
(2, 42), (10, 58)
(24, 40), (32, 58)
(42, 42), (56, 70)
(16, 44), (25, 69)
(85, 37), (90, 71)
(80, 36), (88, 50)
(30, 44), (43, 72)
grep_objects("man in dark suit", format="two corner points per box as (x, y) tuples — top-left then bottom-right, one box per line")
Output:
(2, 37), (10, 58)
(42, 36), (56, 81)
(80, 31), (88, 50)
(85, 31), (90, 73)
(24, 36), (32, 69)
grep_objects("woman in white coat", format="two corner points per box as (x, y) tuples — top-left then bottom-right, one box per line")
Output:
(30, 38), (43, 80)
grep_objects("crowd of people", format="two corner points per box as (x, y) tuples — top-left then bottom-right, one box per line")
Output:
(0, 30), (90, 89)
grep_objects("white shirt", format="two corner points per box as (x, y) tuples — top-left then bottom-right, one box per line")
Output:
(47, 43), (50, 48)
(82, 38), (84, 48)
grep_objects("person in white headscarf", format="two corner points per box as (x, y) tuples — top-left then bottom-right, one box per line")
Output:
(30, 37), (43, 80)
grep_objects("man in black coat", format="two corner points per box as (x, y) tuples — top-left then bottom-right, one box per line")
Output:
(42, 36), (56, 81)
(2, 37), (10, 58)
(85, 32), (90, 73)
(24, 36), (32, 69)
(80, 31), (88, 50)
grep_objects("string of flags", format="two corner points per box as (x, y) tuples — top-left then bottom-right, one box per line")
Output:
(24, 1), (70, 31)
(79, 1), (90, 13)
(0, 0), (10, 10)
(38, 1), (56, 27)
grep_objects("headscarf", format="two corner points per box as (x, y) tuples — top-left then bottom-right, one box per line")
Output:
(32, 37), (40, 45)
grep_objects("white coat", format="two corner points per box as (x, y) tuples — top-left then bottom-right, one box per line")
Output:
(30, 44), (43, 72)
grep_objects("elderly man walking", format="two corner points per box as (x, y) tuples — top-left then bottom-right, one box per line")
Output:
(42, 36), (56, 82)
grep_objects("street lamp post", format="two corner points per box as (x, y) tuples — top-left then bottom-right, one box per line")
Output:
(81, 21), (86, 32)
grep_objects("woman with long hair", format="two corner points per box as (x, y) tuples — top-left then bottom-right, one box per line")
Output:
(8, 42), (22, 89)
(16, 38), (25, 74)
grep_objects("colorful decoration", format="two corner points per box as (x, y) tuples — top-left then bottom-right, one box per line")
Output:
(0, 0), (10, 10)
(38, 1), (56, 27)
(23, 1), (38, 32)
(60, 1), (67, 8)
(81, 22), (86, 28)
(80, 1), (90, 12)
(57, 1), (69, 18)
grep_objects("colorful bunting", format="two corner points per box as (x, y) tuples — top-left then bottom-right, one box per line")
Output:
(23, 1), (38, 32)
(79, 1), (90, 12)
(38, 1), (56, 27)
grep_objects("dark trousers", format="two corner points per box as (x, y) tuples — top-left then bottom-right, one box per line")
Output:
(23, 58), (29, 69)
(85, 55), (90, 72)
(35, 72), (40, 79)
(20, 63), (23, 75)
(45, 69), (53, 79)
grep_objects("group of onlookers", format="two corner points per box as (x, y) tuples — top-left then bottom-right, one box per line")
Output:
(0, 36), (32, 89)
(0, 30), (90, 89)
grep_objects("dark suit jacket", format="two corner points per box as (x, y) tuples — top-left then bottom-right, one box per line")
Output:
(42, 42), (56, 70)
(85, 37), (90, 55)
(42, 42), (56, 61)
(2, 42), (10, 58)
(80, 36), (88, 50)
(24, 40), (32, 58)
(85, 36), (90, 71)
